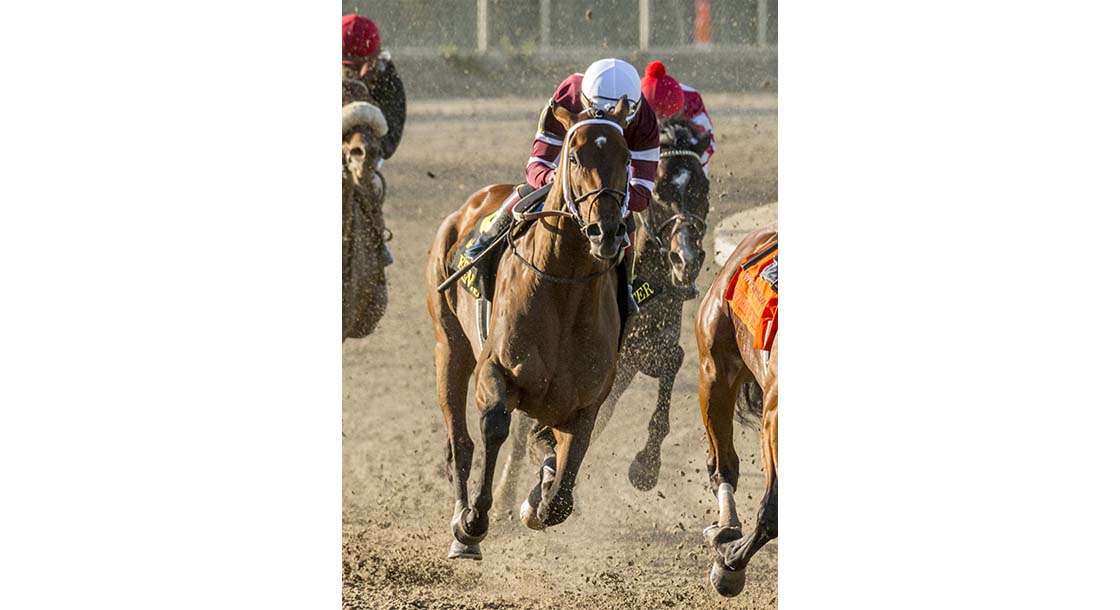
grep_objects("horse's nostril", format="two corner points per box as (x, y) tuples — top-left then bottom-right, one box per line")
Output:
(585, 224), (602, 238)
(669, 251), (684, 267)
(350, 147), (365, 158)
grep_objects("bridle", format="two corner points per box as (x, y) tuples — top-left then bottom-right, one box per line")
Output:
(644, 148), (708, 255)
(510, 117), (631, 282)
(520, 117), (630, 240)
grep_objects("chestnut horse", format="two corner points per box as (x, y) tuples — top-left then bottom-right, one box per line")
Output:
(493, 117), (711, 507)
(425, 100), (632, 560)
(695, 225), (778, 596)
(342, 79), (390, 340)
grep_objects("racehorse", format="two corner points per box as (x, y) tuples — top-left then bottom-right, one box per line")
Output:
(694, 225), (778, 596)
(342, 79), (390, 340)
(492, 117), (711, 504)
(425, 100), (632, 560)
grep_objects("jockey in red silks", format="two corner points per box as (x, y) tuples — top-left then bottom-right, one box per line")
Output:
(640, 61), (716, 175)
(464, 58), (659, 312)
(342, 14), (407, 161)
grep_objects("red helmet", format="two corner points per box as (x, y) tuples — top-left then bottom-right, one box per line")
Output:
(342, 14), (380, 65)
(640, 61), (684, 119)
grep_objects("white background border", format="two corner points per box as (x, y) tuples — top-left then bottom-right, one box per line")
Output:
(2, 1), (1119, 608)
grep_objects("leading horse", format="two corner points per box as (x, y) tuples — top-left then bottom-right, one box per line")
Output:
(695, 225), (778, 596)
(425, 100), (633, 560)
(493, 117), (711, 507)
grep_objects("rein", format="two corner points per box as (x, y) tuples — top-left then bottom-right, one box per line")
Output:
(507, 229), (617, 284)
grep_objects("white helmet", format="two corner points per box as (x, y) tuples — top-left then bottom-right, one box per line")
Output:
(580, 58), (642, 123)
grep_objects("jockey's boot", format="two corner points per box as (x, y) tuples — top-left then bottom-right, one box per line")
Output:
(463, 208), (514, 262)
(623, 246), (640, 315)
(381, 242), (394, 266)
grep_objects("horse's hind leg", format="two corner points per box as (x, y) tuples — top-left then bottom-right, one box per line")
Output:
(493, 411), (531, 513)
(590, 361), (637, 443)
(629, 343), (684, 491)
(433, 325), (477, 559)
(451, 364), (517, 552)
(723, 378), (778, 570)
(697, 318), (752, 596)
(534, 406), (597, 528)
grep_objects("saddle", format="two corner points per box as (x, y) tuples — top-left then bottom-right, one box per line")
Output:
(448, 185), (631, 348)
(450, 184), (547, 301)
(725, 243), (778, 351)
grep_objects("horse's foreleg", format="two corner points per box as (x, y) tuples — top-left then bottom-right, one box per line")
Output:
(629, 344), (683, 491)
(535, 406), (597, 528)
(493, 411), (531, 513)
(434, 336), (478, 560)
(450, 364), (515, 556)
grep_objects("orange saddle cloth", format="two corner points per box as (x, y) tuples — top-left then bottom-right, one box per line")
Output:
(725, 245), (778, 351)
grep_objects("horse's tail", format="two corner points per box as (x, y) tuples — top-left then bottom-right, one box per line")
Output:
(734, 379), (763, 430)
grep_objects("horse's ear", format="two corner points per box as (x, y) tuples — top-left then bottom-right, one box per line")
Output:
(551, 102), (578, 132)
(609, 95), (630, 124)
(659, 125), (675, 147)
(693, 131), (712, 155)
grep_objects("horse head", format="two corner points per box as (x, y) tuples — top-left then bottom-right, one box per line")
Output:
(654, 118), (711, 287)
(342, 79), (387, 195)
(550, 98), (632, 261)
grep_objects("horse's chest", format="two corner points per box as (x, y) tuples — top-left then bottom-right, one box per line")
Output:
(493, 302), (618, 410)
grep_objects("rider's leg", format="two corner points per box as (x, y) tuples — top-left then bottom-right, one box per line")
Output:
(622, 214), (640, 315)
(464, 183), (547, 261)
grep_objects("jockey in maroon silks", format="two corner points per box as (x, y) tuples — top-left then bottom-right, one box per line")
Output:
(464, 58), (659, 312)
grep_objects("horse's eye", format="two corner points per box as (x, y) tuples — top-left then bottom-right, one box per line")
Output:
(568, 152), (579, 166)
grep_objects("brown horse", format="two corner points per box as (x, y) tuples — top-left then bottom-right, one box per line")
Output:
(493, 116), (711, 507)
(425, 100), (632, 560)
(695, 225), (778, 596)
(342, 79), (390, 340)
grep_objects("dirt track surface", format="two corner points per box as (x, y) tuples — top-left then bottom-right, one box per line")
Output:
(343, 95), (777, 609)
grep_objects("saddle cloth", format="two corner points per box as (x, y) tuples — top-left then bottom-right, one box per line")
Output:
(451, 193), (546, 301)
(725, 244), (778, 351)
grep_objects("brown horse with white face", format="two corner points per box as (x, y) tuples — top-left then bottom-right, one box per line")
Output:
(342, 79), (389, 340)
(695, 225), (778, 596)
(425, 100), (631, 560)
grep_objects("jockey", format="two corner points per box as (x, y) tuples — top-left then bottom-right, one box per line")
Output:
(464, 58), (659, 312)
(342, 14), (406, 161)
(640, 61), (716, 175)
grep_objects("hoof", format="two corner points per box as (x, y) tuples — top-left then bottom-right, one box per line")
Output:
(451, 507), (487, 545)
(709, 559), (746, 597)
(520, 498), (545, 531)
(703, 524), (742, 548)
(628, 450), (660, 491)
(448, 540), (482, 560)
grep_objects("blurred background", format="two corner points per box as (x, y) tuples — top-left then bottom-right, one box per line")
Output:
(347, 0), (777, 97)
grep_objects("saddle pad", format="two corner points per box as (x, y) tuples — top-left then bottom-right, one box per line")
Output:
(451, 200), (545, 301)
(726, 245), (778, 351)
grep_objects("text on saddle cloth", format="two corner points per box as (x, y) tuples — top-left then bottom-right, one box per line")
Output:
(726, 245), (777, 351)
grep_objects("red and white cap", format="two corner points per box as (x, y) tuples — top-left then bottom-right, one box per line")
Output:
(342, 14), (380, 65)
(640, 61), (684, 119)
